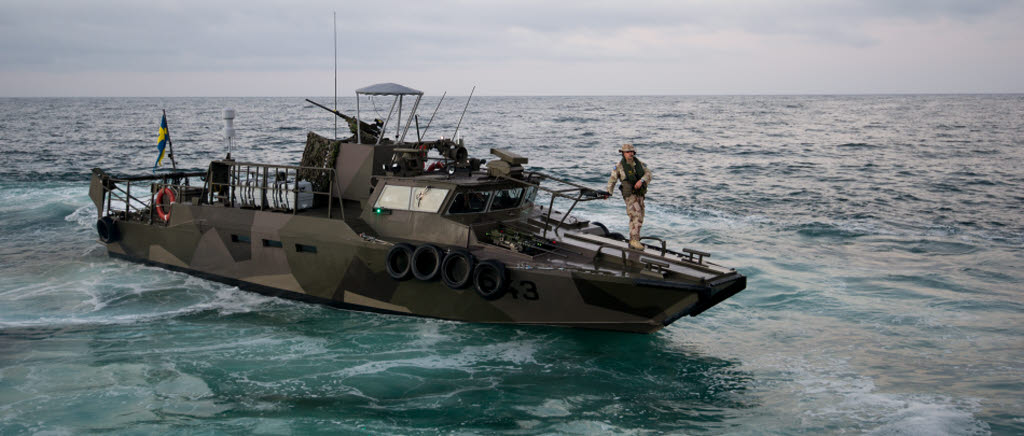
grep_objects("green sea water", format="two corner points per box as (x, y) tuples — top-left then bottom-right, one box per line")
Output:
(1, 95), (1022, 434)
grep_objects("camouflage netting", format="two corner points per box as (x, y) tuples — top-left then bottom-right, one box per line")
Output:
(299, 132), (342, 194)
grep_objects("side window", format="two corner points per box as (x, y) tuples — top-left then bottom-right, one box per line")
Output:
(490, 187), (524, 211)
(375, 185), (412, 210)
(523, 187), (537, 205)
(447, 190), (492, 214)
(410, 187), (450, 213)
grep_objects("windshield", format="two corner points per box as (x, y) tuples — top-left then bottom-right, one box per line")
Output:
(374, 185), (450, 213)
(490, 187), (524, 211)
(411, 187), (449, 212)
(447, 190), (492, 214)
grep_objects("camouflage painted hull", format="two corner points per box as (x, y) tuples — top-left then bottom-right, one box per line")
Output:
(101, 203), (744, 334)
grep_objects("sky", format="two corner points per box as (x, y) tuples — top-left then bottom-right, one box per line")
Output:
(0, 0), (1022, 96)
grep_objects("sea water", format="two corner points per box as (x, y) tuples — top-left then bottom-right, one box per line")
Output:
(1, 95), (1021, 434)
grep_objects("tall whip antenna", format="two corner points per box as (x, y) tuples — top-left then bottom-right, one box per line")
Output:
(333, 11), (338, 140)
(452, 86), (475, 141)
(420, 91), (446, 141)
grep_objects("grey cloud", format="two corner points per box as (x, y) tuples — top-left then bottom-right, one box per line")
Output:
(2, 0), (1017, 73)
(0, 0), (1020, 95)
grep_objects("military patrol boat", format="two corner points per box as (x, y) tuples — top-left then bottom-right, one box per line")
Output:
(89, 83), (746, 333)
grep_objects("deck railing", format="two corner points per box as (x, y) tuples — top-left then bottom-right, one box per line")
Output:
(492, 171), (608, 238)
(204, 160), (342, 219)
(95, 170), (206, 224)
(93, 160), (342, 225)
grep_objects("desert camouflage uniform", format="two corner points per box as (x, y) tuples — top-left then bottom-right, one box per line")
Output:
(607, 158), (652, 243)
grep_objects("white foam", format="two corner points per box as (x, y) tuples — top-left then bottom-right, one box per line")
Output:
(549, 420), (640, 435)
(29, 429), (75, 436)
(515, 398), (573, 417)
(865, 399), (989, 436)
(0, 184), (87, 214)
(406, 321), (448, 349)
(738, 352), (989, 434)
(317, 339), (541, 380)
(9, 361), (229, 428)
(0, 277), (281, 329)
(64, 204), (97, 228)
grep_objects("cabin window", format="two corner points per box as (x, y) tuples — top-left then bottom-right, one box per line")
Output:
(524, 186), (538, 204)
(490, 187), (525, 211)
(375, 185), (412, 210)
(447, 190), (492, 214)
(262, 239), (283, 248)
(231, 234), (251, 243)
(295, 243), (317, 253)
(410, 187), (450, 213)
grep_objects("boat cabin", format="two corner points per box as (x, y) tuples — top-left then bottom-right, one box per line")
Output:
(362, 174), (540, 246)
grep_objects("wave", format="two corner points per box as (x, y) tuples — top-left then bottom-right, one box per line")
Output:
(738, 351), (988, 435)
(552, 116), (599, 123)
(654, 112), (692, 119)
(0, 278), (287, 330)
(789, 221), (875, 238)
(836, 142), (880, 148)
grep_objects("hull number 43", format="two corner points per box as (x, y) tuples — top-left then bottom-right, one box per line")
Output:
(507, 281), (539, 300)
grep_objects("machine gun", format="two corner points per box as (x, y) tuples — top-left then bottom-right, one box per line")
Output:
(306, 99), (477, 177)
(305, 99), (383, 143)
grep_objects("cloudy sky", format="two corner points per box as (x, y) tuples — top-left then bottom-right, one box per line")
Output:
(1, 0), (1021, 96)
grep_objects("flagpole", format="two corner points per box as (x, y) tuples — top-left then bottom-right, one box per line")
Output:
(333, 11), (338, 140)
(164, 109), (177, 170)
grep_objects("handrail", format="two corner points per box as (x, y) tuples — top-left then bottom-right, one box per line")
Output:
(490, 171), (608, 239)
(562, 231), (722, 275)
(104, 171), (205, 183)
(594, 243), (629, 276)
(204, 160), (340, 218)
(96, 171), (206, 223)
(639, 236), (668, 256)
(682, 248), (710, 265)
(640, 257), (670, 274)
(97, 162), (339, 224)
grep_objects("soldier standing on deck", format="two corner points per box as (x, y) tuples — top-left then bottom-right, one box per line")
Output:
(606, 143), (652, 250)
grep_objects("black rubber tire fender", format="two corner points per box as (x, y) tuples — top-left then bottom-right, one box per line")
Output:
(473, 259), (509, 301)
(411, 244), (444, 281)
(385, 243), (415, 281)
(96, 216), (119, 243)
(441, 249), (475, 289)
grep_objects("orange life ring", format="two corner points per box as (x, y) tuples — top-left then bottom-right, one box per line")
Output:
(155, 187), (176, 222)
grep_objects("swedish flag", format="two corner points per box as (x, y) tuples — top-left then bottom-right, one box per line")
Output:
(154, 112), (169, 169)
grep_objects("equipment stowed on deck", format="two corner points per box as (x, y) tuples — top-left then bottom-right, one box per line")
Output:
(229, 166), (314, 211)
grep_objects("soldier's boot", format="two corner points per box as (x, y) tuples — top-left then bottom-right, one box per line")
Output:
(629, 239), (644, 250)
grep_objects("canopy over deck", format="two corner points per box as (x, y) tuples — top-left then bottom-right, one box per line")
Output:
(356, 83), (423, 96)
(355, 83), (424, 144)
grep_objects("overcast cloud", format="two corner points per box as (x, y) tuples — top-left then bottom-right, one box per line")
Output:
(0, 0), (1021, 96)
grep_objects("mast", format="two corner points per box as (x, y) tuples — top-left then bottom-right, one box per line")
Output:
(333, 11), (338, 140)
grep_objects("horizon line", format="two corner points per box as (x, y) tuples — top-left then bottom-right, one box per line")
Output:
(2, 92), (1022, 98)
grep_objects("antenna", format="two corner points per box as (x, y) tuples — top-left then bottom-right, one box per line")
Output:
(333, 11), (338, 140)
(420, 91), (446, 140)
(452, 86), (475, 141)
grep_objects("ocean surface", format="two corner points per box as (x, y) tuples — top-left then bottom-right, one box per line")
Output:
(1, 94), (1022, 435)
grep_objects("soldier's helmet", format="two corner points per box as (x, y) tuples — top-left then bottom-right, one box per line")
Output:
(619, 143), (636, 154)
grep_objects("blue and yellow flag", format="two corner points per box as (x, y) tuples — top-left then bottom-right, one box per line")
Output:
(154, 112), (169, 169)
